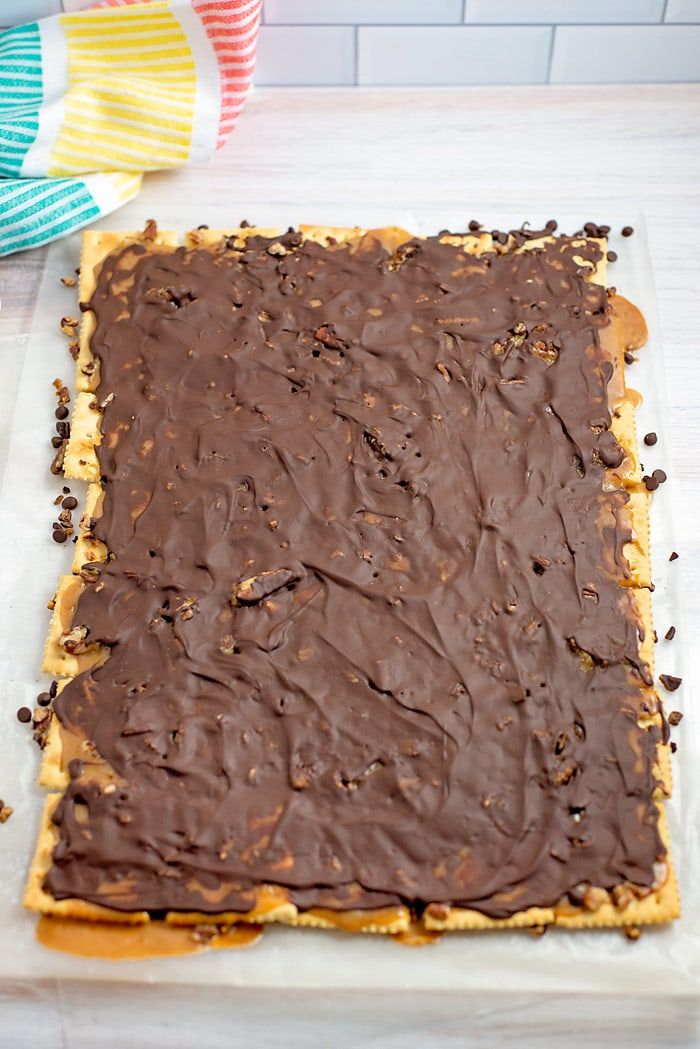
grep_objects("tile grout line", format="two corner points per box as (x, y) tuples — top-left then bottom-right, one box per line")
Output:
(662, 0), (670, 21)
(354, 24), (359, 86)
(259, 22), (696, 29)
(546, 25), (556, 84)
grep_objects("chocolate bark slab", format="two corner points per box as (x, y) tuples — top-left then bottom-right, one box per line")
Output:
(26, 224), (678, 942)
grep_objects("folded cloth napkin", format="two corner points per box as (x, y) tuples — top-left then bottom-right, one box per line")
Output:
(0, 0), (261, 255)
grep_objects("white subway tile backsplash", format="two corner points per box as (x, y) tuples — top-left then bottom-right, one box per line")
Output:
(464, 0), (664, 23)
(255, 26), (355, 85)
(551, 25), (700, 81)
(0, 0), (60, 21)
(665, 0), (700, 21)
(265, 0), (462, 24)
(358, 26), (551, 85)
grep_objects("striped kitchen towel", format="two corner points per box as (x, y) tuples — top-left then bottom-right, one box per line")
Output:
(0, 0), (261, 256)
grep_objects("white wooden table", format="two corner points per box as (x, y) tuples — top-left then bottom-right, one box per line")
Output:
(1, 84), (699, 1048)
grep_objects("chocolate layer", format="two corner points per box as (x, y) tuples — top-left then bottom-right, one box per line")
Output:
(47, 230), (663, 918)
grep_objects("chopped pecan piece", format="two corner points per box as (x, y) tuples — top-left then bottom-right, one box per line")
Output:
(231, 568), (298, 606)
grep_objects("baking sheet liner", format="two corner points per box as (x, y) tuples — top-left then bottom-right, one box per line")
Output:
(0, 210), (696, 992)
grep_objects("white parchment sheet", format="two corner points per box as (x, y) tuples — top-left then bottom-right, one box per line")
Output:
(0, 212), (697, 993)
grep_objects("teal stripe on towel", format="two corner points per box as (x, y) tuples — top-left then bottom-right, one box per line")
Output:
(0, 178), (101, 256)
(0, 23), (42, 177)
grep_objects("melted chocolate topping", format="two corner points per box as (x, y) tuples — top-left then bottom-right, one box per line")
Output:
(47, 231), (663, 918)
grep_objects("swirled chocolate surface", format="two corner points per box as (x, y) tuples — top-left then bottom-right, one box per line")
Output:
(46, 230), (664, 918)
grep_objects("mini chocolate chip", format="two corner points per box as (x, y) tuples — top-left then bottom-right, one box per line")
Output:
(621, 226), (634, 237)
(37, 692), (52, 707)
(62, 486), (70, 494)
(668, 710), (683, 726)
(653, 630), (658, 643)
(652, 468), (667, 484)
(468, 220), (481, 232)
(545, 220), (558, 231)
(55, 405), (69, 420)
(665, 626), (676, 641)
(659, 674), (682, 692)
(52, 528), (67, 544)
(51, 435), (63, 449)
(624, 351), (636, 365)
(669, 551), (679, 561)
(607, 251), (617, 262)
(16, 707), (32, 723)
(643, 432), (657, 446)
(62, 496), (78, 510)
(642, 475), (659, 491)
(671, 741), (678, 753)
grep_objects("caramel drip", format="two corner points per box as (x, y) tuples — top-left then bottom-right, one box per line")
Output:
(37, 916), (262, 959)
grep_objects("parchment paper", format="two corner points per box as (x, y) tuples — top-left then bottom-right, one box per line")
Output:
(0, 212), (696, 993)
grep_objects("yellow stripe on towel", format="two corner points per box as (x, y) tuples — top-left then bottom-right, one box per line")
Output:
(48, 5), (196, 177)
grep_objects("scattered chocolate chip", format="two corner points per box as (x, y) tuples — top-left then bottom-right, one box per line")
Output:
(51, 435), (63, 449)
(669, 551), (678, 561)
(239, 219), (251, 228)
(62, 496), (78, 510)
(55, 405), (69, 421)
(37, 691), (52, 707)
(659, 674), (682, 692)
(468, 220), (481, 232)
(624, 351), (636, 365)
(607, 251), (618, 262)
(62, 485), (70, 494)
(52, 528), (68, 544)
(16, 707), (32, 723)
(652, 630), (658, 643)
(642, 475), (659, 491)
(668, 710), (683, 726)
(652, 468), (667, 485)
(671, 741), (678, 753)
(545, 220), (558, 231)
(621, 226), (634, 237)
(643, 432), (657, 446)
(665, 626), (676, 641)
